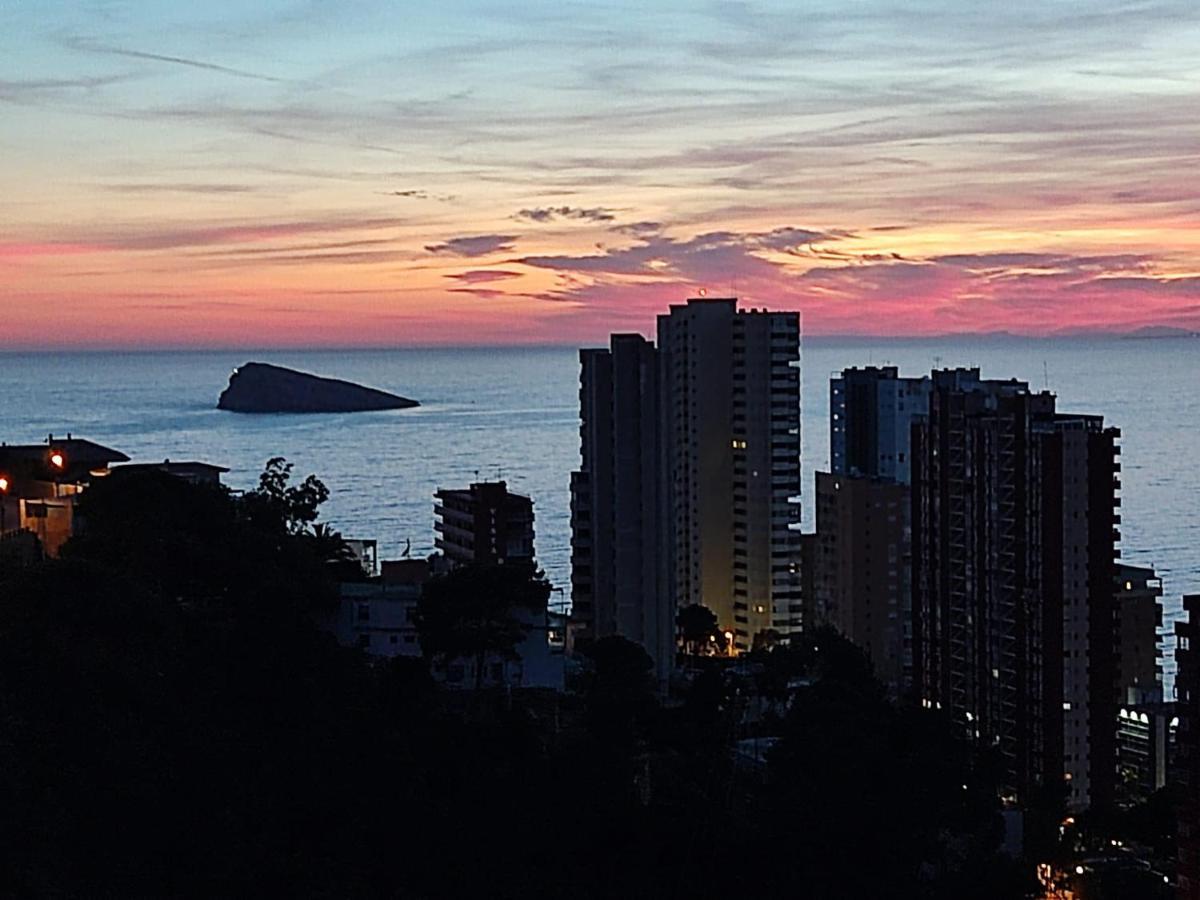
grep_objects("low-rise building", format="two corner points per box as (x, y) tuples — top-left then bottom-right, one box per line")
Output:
(1115, 702), (1177, 804)
(108, 459), (229, 486)
(0, 435), (129, 555)
(434, 481), (534, 567)
(331, 559), (563, 690)
(333, 560), (426, 656)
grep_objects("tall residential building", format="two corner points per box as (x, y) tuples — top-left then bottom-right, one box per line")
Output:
(434, 481), (535, 568)
(571, 297), (802, 671)
(815, 366), (930, 695)
(813, 471), (910, 695)
(831, 366), (931, 484)
(911, 368), (1121, 812)
(1114, 563), (1164, 704)
(657, 298), (802, 650)
(1112, 564), (1168, 806)
(1177, 595), (1200, 900)
(570, 333), (672, 681)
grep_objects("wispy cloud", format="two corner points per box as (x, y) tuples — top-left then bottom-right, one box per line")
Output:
(0, 74), (130, 104)
(520, 225), (834, 277)
(61, 35), (282, 82)
(425, 234), (517, 257)
(0, 217), (405, 257)
(445, 270), (524, 284)
(98, 182), (257, 194)
(382, 189), (457, 201)
(509, 220), (1200, 336)
(515, 206), (616, 223)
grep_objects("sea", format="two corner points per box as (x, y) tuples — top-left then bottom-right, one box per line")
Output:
(2, 338), (1197, 680)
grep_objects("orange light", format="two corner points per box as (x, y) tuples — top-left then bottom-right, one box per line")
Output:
(50, 452), (65, 469)
(0, 476), (8, 492)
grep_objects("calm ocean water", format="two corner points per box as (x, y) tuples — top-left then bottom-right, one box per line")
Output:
(2, 339), (1196, 677)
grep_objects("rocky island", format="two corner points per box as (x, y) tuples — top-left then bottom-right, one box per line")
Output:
(217, 362), (419, 413)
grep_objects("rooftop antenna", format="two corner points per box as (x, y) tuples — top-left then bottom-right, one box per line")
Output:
(402, 538), (411, 559)
(1043, 360), (1050, 390)
(933, 354), (943, 370)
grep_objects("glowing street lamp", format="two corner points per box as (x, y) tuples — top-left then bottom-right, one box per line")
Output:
(49, 451), (65, 470)
(0, 474), (8, 533)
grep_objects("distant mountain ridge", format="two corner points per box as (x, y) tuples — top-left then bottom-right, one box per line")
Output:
(1119, 325), (1200, 339)
(806, 324), (1199, 341)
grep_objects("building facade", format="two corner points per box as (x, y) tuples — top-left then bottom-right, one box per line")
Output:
(434, 481), (534, 568)
(570, 333), (673, 680)
(831, 365), (930, 484)
(0, 435), (130, 556)
(656, 298), (802, 650)
(1114, 563), (1164, 705)
(814, 366), (930, 695)
(911, 369), (1120, 812)
(571, 297), (803, 673)
(1177, 595), (1200, 900)
(812, 471), (910, 696)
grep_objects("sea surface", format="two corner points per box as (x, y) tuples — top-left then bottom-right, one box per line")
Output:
(2, 338), (1196, 679)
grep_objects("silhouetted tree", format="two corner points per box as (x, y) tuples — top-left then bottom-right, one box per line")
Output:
(677, 602), (724, 657)
(0, 461), (1039, 898)
(240, 456), (329, 535)
(757, 629), (1021, 898)
(417, 562), (551, 690)
(64, 461), (346, 617)
(582, 635), (656, 736)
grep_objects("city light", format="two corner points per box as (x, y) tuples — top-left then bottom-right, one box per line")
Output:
(0, 476), (8, 492)
(49, 451), (65, 469)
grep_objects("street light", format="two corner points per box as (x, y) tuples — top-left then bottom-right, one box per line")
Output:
(0, 474), (8, 534)
(46, 450), (67, 499)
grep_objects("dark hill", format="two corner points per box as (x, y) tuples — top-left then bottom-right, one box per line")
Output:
(217, 362), (419, 413)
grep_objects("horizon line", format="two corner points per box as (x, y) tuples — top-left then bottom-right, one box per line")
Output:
(1, 329), (1196, 354)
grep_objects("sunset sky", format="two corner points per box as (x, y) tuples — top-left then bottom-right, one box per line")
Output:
(2, 0), (1199, 347)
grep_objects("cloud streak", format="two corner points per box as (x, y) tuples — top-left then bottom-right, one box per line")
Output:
(425, 234), (518, 257)
(515, 206), (616, 223)
(61, 36), (282, 82)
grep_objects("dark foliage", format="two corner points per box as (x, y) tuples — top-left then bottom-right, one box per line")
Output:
(417, 561), (551, 690)
(676, 602), (724, 657)
(0, 469), (1027, 898)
